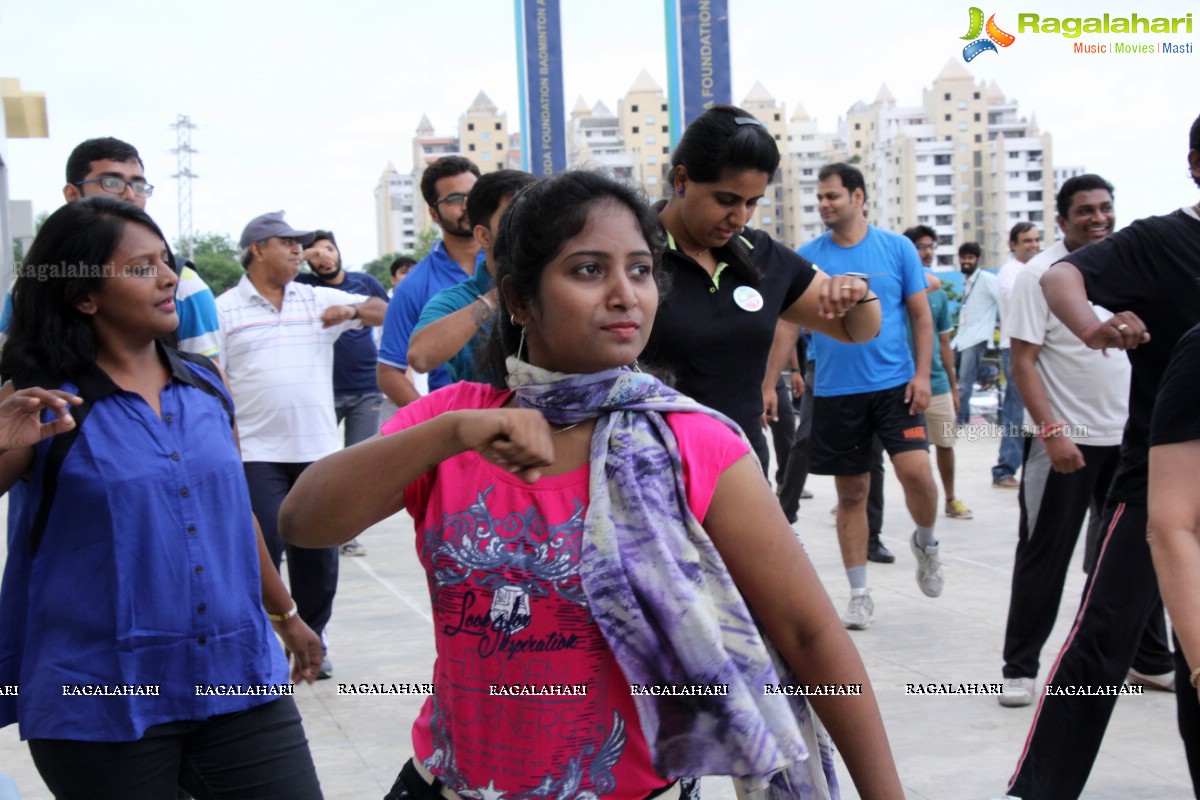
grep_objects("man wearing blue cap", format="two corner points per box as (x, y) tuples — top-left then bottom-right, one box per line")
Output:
(216, 211), (387, 678)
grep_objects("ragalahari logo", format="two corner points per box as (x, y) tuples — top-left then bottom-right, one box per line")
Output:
(961, 7), (1016, 61)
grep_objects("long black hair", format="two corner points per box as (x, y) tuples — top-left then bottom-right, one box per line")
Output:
(2, 196), (169, 385)
(486, 170), (664, 387)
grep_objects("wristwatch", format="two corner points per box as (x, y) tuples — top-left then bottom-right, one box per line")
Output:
(843, 272), (870, 290)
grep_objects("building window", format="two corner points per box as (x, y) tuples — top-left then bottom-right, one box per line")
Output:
(973, 91), (980, 99)
(481, 131), (489, 141)
(855, 122), (861, 130)
(958, 123), (968, 131)
(934, 175), (952, 186)
(1029, 210), (1044, 222)
(774, 113), (780, 121)
(1027, 191), (1042, 201)
(855, 140), (861, 148)
(495, 122), (502, 130)
(646, 176), (657, 185)
(662, 125), (668, 133)
(944, 92), (951, 101)
(762, 216), (773, 224)
(496, 142), (503, 150)
(646, 134), (655, 144)
(632, 126), (639, 134)
(934, 155), (951, 166)
(974, 112), (981, 122)
(663, 146), (670, 154)
(661, 103), (668, 111)
(964, 222), (971, 230)
(803, 168), (813, 175)
(974, 134), (982, 143)
(957, 101), (967, 110)
(632, 104), (639, 112)
(645, 115), (655, 124)
(647, 156), (656, 165)
(803, 205), (815, 213)
(482, 152), (491, 161)
(944, 114), (952, 122)
(467, 123), (475, 131)
(468, 143), (475, 151)
(939, 234), (954, 245)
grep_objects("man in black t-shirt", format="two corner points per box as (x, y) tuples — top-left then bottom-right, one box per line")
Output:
(1005, 111), (1200, 800)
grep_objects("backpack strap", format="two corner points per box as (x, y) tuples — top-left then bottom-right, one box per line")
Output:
(168, 348), (234, 429)
(20, 364), (119, 558)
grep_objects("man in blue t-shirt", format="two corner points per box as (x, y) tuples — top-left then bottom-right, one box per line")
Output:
(297, 230), (391, 556)
(801, 163), (942, 630)
(376, 156), (484, 406)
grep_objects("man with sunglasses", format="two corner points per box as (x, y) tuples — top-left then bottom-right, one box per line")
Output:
(377, 155), (483, 406)
(0, 137), (221, 358)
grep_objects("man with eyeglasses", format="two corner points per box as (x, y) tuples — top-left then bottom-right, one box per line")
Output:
(0, 137), (221, 358)
(217, 211), (387, 679)
(377, 155), (483, 407)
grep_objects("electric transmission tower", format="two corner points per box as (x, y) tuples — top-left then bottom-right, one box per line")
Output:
(170, 114), (198, 259)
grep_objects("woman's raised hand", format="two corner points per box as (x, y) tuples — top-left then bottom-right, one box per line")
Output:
(454, 409), (556, 483)
(0, 384), (82, 453)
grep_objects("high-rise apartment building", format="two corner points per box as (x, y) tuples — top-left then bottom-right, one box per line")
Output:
(377, 62), (1074, 263)
(373, 163), (417, 257)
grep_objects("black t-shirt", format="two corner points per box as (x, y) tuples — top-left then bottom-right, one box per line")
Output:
(642, 226), (817, 441)
(1149, 321), (1200, 448)
(1064, 209), (1200, 502)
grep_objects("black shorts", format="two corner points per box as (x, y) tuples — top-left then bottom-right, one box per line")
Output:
(810, 383), (929, 476)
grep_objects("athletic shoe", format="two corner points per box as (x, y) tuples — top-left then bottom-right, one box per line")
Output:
(945, 498), (974, 519)
(317, 656), (333, 680)
(867, 533), (895, 564)
(993, 476), (1020, 489)
(841, 590), (874, 630)
(340, 538), (367, 557)
(999, 677), (1034, 707)
(1128, 667), (1175, 692)
(910, 533), (944, 597)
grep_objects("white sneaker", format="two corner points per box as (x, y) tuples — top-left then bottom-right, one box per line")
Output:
(998, 677), (1034, 707)
(1127, 667), (1175, 692)
(841, 590), (874, 630)
(910, 533), (944, 597)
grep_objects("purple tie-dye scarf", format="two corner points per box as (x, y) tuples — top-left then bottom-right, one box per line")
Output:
(507, 357), (838, 799)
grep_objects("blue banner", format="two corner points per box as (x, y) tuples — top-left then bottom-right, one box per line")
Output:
(515, 0), (567, 176)
(665, 0), (731, 146)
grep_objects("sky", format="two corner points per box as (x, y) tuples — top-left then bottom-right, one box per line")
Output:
(2, 0), (1197, 270)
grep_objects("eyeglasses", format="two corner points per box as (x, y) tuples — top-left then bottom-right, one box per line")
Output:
(915, 243), (936, 251)
(76, 175), (155, 198)
(435, 193), (469, 208)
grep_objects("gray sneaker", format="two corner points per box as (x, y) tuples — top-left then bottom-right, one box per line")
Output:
(999, 677), (1034, 707)
(841, 590), (874, 630)
(910, 533), (944, 597)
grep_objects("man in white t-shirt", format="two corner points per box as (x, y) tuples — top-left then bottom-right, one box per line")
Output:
(992, 223), (1041, 488)
(998, 174), (1170, 708)
(217, 211), (387, 679)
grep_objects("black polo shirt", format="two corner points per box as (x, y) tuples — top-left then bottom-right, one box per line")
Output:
(642, 226), (817, 442)
(1066, 208), (1200, 502)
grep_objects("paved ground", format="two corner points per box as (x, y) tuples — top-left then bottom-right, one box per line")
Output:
(0, 430), (1192, 799)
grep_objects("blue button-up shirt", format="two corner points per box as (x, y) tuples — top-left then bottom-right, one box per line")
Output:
(0, 348), (288, 741)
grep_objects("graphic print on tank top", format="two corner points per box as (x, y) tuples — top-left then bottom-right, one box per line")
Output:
(417, 486), (661, 800)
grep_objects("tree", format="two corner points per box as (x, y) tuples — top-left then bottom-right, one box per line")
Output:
(359, 228), (441, 284)
(178, 232), (242, 294)
(362, 252), (404, 285)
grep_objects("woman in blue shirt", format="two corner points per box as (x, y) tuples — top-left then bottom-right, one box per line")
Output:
(0, 197), (324, 799)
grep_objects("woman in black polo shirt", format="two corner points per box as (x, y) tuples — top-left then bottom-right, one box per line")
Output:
(643, 104), (879, 471)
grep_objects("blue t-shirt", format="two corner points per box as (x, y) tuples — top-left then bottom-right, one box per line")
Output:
(800, 226), (927, 397)
(377, 242), (485, 391)
(906, 287), (952, 396)
(0, 349), (289, 741)
(295, 270), (390, 395)
(413, 266), (494, 383)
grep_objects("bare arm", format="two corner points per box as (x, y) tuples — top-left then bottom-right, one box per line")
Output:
(904, 291), (933, 413)
(939, 331), (957, 409)
(409, 292), (495, 374)
(377, 362), (422, 407)
(761, 319), (800, 426)
(1041, 262), (1150, 351)
(280, 408), (555, 548)
(1148, 440), (1200, 703)
(705, 456), (903, 799)
(355, 297), (388, 327)
(253, 513), (322, 683)
(1010, 338), (1085, 472)
(781, 271), (881, 344)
